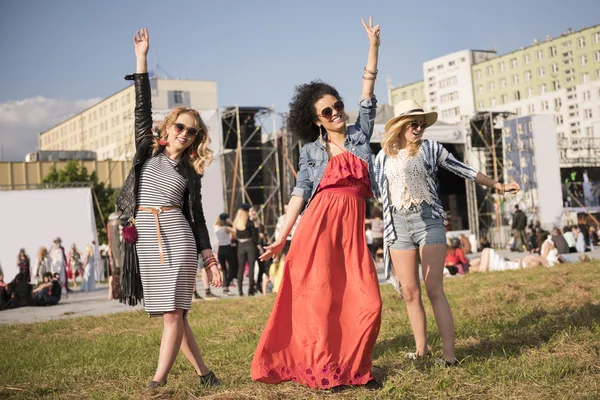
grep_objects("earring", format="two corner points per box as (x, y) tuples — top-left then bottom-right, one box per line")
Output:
(158, 139), (167, 146)
(318, 125), (327, 145)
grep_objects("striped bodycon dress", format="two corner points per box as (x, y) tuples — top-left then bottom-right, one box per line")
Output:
(136, 152), (198, 318)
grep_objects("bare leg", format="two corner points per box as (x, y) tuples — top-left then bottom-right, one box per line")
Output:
(390, 249), (428, 355)
(421, 244), (456, 362)
(153, 309), (185, 383)
(180, 319), (211, 376)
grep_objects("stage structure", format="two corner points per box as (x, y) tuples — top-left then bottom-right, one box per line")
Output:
(220, 107), (301, 240)
(464, 111), (513, 247)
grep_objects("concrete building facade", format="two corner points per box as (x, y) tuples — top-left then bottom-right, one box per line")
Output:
(38, 78), (218, 162)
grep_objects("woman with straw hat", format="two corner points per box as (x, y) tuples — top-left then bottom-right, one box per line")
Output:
(374, 99), (520, 366)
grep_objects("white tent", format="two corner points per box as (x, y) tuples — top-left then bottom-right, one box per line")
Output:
(0, 187), (98, 282)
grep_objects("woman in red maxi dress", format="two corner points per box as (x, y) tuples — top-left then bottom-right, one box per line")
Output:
(251, 17), (383, 391)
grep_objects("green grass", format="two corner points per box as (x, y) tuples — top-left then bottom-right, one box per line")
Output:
(2, 262), (600, 399)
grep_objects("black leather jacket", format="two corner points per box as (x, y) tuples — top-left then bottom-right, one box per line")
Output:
(115, 73), (211, 253)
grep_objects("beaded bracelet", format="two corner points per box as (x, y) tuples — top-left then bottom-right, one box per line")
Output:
(203, 256), (218, 270)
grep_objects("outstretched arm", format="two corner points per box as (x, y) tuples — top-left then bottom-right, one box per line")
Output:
(361, 16), (380, 99)
(134, 29), (149, 74)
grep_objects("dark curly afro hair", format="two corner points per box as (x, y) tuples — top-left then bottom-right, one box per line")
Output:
(288, 80), (342, 141)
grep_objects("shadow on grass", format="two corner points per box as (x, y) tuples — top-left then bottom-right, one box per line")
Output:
(461, 302), (600, 360)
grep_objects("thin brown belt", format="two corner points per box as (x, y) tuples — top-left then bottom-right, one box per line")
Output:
(137, 206), (180, 264)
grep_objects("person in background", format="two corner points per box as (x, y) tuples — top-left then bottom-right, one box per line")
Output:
(68, 244), (83, 289)
(444, 238), (469, 275)
(250, 206), (268, 295)
(17, 249), (31, 283)
(589, 226), (599, 246)
(511, 205), (528, 252)
(213, 213), (236, 296)
(562, 226), (576, 252)
(3, 273), (34, 310)
(33, 272), (62, 306)
(574, 226), (587, 253)
(35, 247), (52, 284)
(459, 234), (472, 254)
(91, 240), (103, 283)
(49, 237), (69, 293)
(479, 236), (491, 251)
(369, 208), (384, 261)
(234, 204), (260, 296)
(80, 245), (96, 292)
(550, 228), (570, 255)
(0, 270), (9, 308)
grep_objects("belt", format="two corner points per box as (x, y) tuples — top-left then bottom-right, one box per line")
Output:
(137, 206), (180, 264)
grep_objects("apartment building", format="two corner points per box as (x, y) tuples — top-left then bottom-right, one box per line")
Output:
(38, 78), (218, 161)
(389, 24), (600, 167)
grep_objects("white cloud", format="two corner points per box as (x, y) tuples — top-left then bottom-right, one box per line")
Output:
(0, 96), (101, 161)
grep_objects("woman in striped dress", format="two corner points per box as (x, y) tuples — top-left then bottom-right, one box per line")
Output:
(116, 29), (222, 389)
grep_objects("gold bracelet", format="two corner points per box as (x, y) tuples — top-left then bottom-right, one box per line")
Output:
(362, 75), (376, 80)
(364, 67), (378, 75)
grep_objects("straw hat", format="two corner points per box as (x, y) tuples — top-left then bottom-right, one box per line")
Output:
(384, 99), (438, 132)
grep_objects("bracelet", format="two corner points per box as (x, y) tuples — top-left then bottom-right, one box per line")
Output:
(362, 75), (376, 80)
(203, 256), (218, 270)
(364, 67), (378, 75)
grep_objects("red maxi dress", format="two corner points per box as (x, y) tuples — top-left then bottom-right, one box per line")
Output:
(251, 150), (382, 389)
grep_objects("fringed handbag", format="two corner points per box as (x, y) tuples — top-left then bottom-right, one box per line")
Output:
(119, 217), (144, 306)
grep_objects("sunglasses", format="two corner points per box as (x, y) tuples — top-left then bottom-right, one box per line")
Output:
(318, 100), (345, 120)
(173, 123), (199, 137)
(408, 121), (428, 130)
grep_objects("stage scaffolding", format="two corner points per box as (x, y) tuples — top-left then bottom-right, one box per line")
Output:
(220, 106), (301, 241)
(464, 111), (514, 248)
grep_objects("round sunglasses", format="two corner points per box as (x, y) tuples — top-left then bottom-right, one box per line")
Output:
(318, 100), (345, 120)
(173, 123), (200, 137)
(408, 121), (428, 130)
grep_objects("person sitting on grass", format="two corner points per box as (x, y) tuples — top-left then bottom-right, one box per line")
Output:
(33, 272), (62, 306)
(444, 238), (469, 275)
(2, 273), (34, 310)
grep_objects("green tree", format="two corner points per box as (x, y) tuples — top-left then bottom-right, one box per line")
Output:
(42, 159), (117, 244)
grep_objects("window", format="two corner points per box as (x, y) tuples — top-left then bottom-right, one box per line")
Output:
(513, 74), (519, 84)
(540, 83), (547, 94)
(460, 57), (466, 62)
(584, 109), (593, 119)
(549, 46), (557, 57)
(524, 54), (531, 64)
(487, 66), (493, 76)
(501, 94), (508, 104)
(490, 97), (497, 107)
(499, 61), (505, 71)
(551, 63), (559, 74)
(578, 37), (586, 48)
(580, 55), (588, 66)
(511, 58), (517, 68)
(517, 123), (524, 134)
(514, 91), (521, 101)
(594, 32), (600, 44)
(437, 64), (444, 70)
(553, 80), (561, 90)
(582, 73), (590, 83)
(527, 88), (534, 98)
(412, 89), (418, 97)
(528, 104), (535, 114)
(536, 50), (543, 60)
(586, 126), (595, 136)
(525, 71), (532, 81)
(595, 51), (600, 62)
(556, 115), (564, 125)
(541, 100), (549, 111)
(448, 60), (456, 66)
(500, 78), (507, 88)
(562, 40), (572, 47)
(583, 91), (591, 101)
(478, 100), (484, 109)
(538, 67), (545, 78)
(476, 70), (481, 79)
(477, 85), (483, 94)
(489, 82), (495, 91)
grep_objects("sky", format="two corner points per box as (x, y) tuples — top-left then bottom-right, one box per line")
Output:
(0, 0), (598, 161)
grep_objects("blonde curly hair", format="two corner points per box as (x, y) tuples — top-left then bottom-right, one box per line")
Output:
(152, 107), (213, 174)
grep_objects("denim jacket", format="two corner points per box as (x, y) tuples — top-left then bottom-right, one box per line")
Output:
(291, 96), (379, 211)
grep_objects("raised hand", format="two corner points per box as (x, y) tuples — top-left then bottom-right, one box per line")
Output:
(361, 16), (380, 48)
(133, 28), (150, 59)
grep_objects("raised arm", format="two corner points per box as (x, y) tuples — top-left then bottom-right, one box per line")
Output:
(130, 29), (153, 150)
(361, 16), (380, 99)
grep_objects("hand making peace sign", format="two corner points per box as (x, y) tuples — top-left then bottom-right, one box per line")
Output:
(361, 16), (380, 47)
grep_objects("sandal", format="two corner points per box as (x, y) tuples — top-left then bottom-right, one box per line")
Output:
(364, 379), (383, 390)
(405, 345), (432, 360)
(199, 371), (221, 387)
(434, 358), (460, 367)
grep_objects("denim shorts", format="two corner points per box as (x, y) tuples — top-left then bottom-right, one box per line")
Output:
(389, 203), (447, 250)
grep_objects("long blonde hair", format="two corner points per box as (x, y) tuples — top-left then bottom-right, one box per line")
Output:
(37, 247), (48, 262)
(85, 245), (93, 257)
(152, 107), (213, 174)
(382, 118), (423, 157)
(233, 209), (249, 232)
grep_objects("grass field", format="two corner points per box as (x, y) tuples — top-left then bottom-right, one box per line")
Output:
(1, 262), (600, 399)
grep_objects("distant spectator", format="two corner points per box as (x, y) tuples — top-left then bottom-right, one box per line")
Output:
(50, 237), (69, 293)
(562, 226), (577, 252)
(479, 236), (491, 251)
(17, 249), (31, 283)
(574, 226), (588, 253)
(33, 272), (61, 306)
(80, 245), (96, 292)
(369, 208), (384, 261)
(2, 273), (34, 310)
(459, 234), (472, 254)
(445, 238), (469, 275)
(590, 226), (599, 246)
(551, 228), (570, 255)
(35, 247), (52, 284)
(511, 205), (528, 251)
(68, 244), (82, 289)
(0, 270), (8, 308)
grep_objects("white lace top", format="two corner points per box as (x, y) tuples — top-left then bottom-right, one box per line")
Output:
(384, 149), (435, 209)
